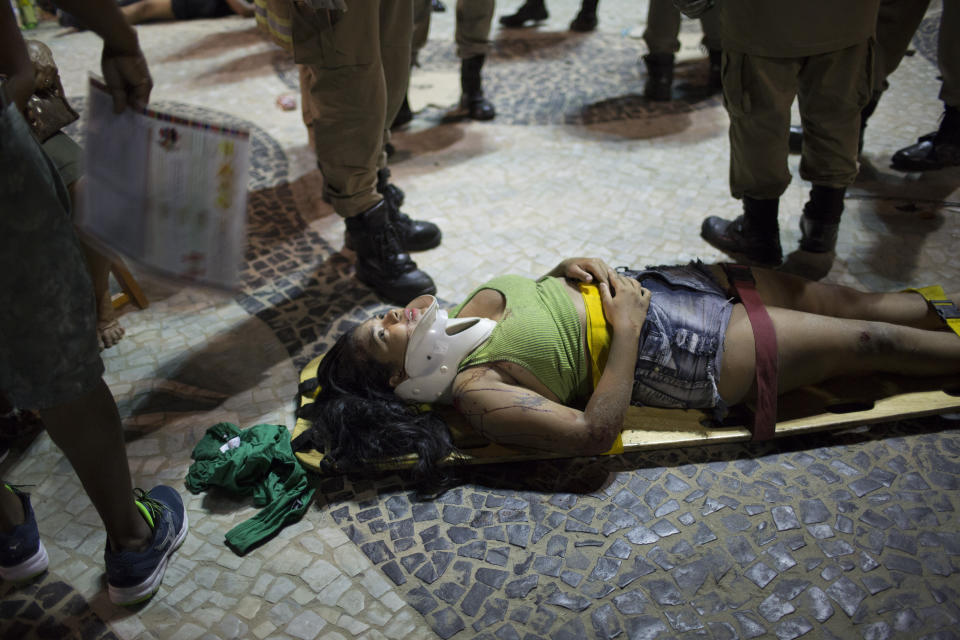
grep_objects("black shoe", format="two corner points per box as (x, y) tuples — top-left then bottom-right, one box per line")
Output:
(431, 0), (446, 12)
(891, 110), (960, 171)
(569, 9), (597, 31)
(642, 53), (674, 102)
(345, 201), (437, 304)
(391, 95), (413, 130)
(499, 1), (548, 27)
(701, 213), (782, 266)
(460, 55), (496, 121)
(376, 167), (404, 209)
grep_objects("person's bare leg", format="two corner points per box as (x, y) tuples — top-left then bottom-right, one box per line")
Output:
(69, 181), (124, 350)
(38, 379), (151, 552)
(0, 486), (24, 531)
(707, 264), (957, 331)
(718, 305), (960, 405)
(80, 242), (125, 349)
(121, 0), (176, 24)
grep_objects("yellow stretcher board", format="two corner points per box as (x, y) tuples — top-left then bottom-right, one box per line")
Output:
(292, 354), (960, 474)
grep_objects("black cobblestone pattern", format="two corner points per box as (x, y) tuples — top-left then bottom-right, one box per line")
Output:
(0, 576), (119, 640)
(275, 32), (723, 126)
(318, 420), (960, 639)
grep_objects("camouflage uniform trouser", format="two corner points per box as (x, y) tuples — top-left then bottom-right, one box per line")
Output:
(413, 0), (495, 61)
(643, 0), (720, 55)
(297, 0), (413, 218)
(724, 40), (874, 199)
(874, 0), (958, 107)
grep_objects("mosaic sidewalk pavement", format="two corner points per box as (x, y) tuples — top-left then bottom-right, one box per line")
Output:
(2, 1), (959, 639)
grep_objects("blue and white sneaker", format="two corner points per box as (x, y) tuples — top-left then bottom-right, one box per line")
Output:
(105, 485), (188, 606)
(0, 485), (49, 582)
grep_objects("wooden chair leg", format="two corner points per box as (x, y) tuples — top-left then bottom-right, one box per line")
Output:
(110, 260), (149, 310)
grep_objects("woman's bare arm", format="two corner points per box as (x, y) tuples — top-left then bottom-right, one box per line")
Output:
(452, 366), (621, 455)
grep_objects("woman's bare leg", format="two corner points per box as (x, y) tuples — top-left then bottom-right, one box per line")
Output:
(707, 264), (957, 331)
(69, 181), (125, 350)
(718, 305), (960, 406)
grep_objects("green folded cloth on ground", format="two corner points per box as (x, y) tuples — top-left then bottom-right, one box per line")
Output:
(186, 422), (315, 555)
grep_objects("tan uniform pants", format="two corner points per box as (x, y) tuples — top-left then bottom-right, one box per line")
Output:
(938, 0), (958, 106)
(873, 0), (958, 106)
(297, 0), (413, 218)
(643, 0), (720, 55)
(724, 40), (874, 199)
(413, 0), (495, 61)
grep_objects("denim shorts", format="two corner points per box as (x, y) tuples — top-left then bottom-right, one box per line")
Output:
(620, 262), (734, 420)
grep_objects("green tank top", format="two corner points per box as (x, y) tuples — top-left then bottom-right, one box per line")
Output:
(450, 275), (589, 404)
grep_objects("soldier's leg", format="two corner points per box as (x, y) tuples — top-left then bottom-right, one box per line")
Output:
(875, 0), (931, 90)
(891, 0), (960, 170)
(701, 52), (798, 266)
(390, 0), (431, 131)
(641, 0), (681, 101)
(699, 6), (722, 90)
(456, 0), (496, 120)
(792, 0), (929, 155)
(796, 40), (872, 253)
(302, 0), (435, 302)
(940, 0), (960, 108)
(412, 0), (432, 63)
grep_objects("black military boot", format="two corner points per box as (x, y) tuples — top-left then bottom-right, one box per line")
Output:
(569, 0), (598, 31)
(891, 104), (960, 171)
(354, 172), (440, 253)
(460, 55), (496, 121)
(376, 167), (405, 209)
(799, 185), (844, 253)
(499, 0), (548, 27)
(701, 198), (783, 266)
(345, 201), (437, 304)
(643, 53), (674, 102)
(707, 49), (722, 93)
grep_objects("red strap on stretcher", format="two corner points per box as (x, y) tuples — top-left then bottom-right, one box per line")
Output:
(723, 264), (778, 441)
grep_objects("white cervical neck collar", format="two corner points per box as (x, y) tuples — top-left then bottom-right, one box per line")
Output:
(393, 295), (495, 404)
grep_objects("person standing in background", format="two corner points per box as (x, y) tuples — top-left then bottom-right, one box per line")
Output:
(699, 0), (882, 266)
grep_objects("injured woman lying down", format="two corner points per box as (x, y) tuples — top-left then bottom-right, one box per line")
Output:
(301, 257), (960, 480)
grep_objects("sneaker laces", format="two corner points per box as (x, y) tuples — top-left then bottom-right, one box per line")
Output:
(133, 488), (168, 530)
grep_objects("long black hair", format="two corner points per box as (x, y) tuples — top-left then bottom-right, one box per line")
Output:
(297, 327), (456, 486)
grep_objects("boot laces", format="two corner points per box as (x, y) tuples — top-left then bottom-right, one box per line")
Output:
(374, 222), (416, 274)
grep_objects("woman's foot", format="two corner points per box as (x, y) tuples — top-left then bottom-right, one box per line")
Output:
(97, 287), (125, 350)
(98, 318), (125, 350)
